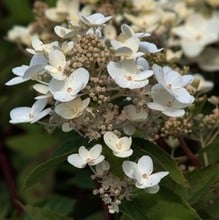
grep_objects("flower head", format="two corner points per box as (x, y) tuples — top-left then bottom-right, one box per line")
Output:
(122, 155), (169, 189)
(45, 49), (67, 80)
(107, 58), (153, 89)
(9, 99), (51, 124)
(172, 13), (219, 57)
(153, 64), (194, 104)
(67, 144), (105, 168)
(80, 13), (111, 26)
(103, 131), (133, 158)
(5, 54), (47, 86)
(147, 84), (189, 117)
(55, 97), (90, 119)
(49, 67), (89, 102)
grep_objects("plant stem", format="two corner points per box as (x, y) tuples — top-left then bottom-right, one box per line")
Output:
(102, 201), (115, 220)
(177, 136), (200, 167)
(200, 135), (209, 167)
(0, 132), (24, 216)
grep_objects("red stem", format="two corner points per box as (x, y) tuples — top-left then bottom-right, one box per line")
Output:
(177, 136), (200, 167)
(101, 200), (115, 220)
(0, 134), (24, 216)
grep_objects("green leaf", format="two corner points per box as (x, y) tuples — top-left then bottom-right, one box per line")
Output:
(3, 0), (33, 23)
(24, 205), (70, 220)
(36, 195), (75, 216)
(133, 138), (188, 187)
(120, 188), (201, 220)
(25, 135), (87, 188)
(6, 133), (59, 156)
(66, 170), (95, 189)
(198, 137), (219, 165)
(186, 164), (219, 204)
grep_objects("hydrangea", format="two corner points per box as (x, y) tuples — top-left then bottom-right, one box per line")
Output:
(147, 84), (189, 117)
(67, 144), (105, 168)
(153, 64), (194, 104)
(122, 155), (169, 189)
(172, 13), (219, 57)
(107, 58), (153, 89)
(104, 132), (133, 158)
(9, 99), (51, 124)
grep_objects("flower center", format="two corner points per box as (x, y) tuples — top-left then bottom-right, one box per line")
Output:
(116, 142), (122, 150)
(166, 101), (172, 107)
(142, 173), (148, 179)
(29, 113), (34, 118)
(126, 75), (133, 81)
(87, 157), (94, 163)
(58, 66), (63, 72)
(167, 83), (172, 89)
(67, 87), (73, 93)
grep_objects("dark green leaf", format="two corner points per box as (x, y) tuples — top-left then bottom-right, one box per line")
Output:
(198, 137), (219, 165)
(25, 135), (87, 188)
(3, 0), (33, 23)
(36, 195), (75, 216)
(6, 133), (58, 156)
(24, 205), (70, 220)
(121, 188), (200, 220)
(186, 164), (219, 204)
(133, 138), (188, 187)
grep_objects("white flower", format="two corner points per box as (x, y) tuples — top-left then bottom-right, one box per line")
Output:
(147, 84), (189, 117)
(122, 155), (169, 189)
(110, 24), (143, 59)
(103, 131), (133, 158)
(45, 0), (80, 25)
(94, 160), (110, 176)
(172, 13), (219, 57)
(33, 83), (52, 99)
(54, 26), (75, 39)
(55, 97), (90, 119)
(7, 25), (33, 46)
(139, 41), (163, 53)
(195, 47), (219, 72)
(107, 58), (153, 89)
(122, 105), (148, 135)
(153, 64), (194, 104)
(9, 99), (51, 124)
(45, 49), (67, 80)
(61, 41), (74, 54)
(67, 144), (105, 168)
(49, 67), (89, 102)
(80, 13), (111, 26)
(26, 37), (58, 54)
(193, 74), (214, 93)
(5, 54), (47, 86)
(124, 13), (160, 33)
(123, 105), (148, 121)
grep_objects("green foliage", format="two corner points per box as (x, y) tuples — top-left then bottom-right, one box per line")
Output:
(25, 134), (87, 188)
(120, 188), (201, 220)
(36, 195), (75, 216)
(186, 165), (219, 204)
(24, 205), (70, 220)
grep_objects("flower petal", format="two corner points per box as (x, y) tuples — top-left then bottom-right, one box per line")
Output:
(103, 131), (118, 151)
(89, 144), (102, 159)
(67, 153), (87, 168)
(9, 107), (31, 124)
(137, 155), (153, 175)
(122, 161), (137, 179)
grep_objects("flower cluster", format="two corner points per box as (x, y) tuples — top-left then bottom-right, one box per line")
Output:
(68, 133), (168, 213)
(6, 0), (205, 214)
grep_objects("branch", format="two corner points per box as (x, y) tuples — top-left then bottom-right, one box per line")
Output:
(177, 136), (200, 167)
(0, 132), (24, 216)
